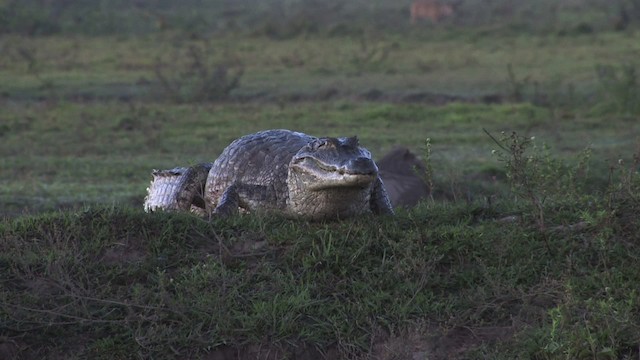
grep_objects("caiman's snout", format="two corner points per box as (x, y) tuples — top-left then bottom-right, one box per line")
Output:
(340, 157), (378, 175)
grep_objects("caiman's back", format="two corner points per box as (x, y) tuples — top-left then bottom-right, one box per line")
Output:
(204, 130), (313, 213)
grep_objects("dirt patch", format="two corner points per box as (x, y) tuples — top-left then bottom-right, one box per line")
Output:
(100, 239), (146, 266)
(234, 89), (506, 106)
(0, 339), (19, 360)
(370, 323), (517, 360)
(426, 326), (516, 359)
(183, 322), (518, 360)
(199, 344), (340, 360)
(194, 324), (520, 360)
(23, 277), (63, 297)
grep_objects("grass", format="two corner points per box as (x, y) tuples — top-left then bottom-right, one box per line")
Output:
(2, 186), (640, 358)
(2, 31), (640, 101)
(2, 99), (638, 217)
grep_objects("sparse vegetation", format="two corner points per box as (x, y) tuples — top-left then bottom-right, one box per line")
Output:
(421, 137), (436, 202)
(486, 130), (593, 232)
(594, 63), (640, 116)
(153, 40), (244, 103)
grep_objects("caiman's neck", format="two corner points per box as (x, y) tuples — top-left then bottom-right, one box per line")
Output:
(286, 173), (373, 220)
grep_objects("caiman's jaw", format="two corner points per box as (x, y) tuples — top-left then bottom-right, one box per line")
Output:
(290, 156), (378, 190)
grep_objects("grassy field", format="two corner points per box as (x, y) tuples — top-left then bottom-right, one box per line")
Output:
(2, 30), (640, 216)
(2, 1), (640, 358)
(2, 31), (640, 101)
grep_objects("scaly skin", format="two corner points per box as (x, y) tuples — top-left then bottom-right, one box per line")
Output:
(144, 163), (212, 213)
(145, 129), (394, 220)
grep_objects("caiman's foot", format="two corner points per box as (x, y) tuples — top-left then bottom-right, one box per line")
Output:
(210, 184), (240, 218)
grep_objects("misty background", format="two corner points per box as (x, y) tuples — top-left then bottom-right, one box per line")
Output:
(2, 0), (639, 37)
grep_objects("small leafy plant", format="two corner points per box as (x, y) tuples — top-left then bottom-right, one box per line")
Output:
(420, 137), (436, 202)
(349, 32), (394, 72)
(506, 63), (531, 103)
(486, 129), (592, 231)
(154, 41), (244, 103)
(594, 63), (640, 116)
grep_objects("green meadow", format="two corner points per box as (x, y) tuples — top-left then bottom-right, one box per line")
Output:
(2, 0), (640, 358)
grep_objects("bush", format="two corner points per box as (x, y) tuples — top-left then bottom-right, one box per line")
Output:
(153, 41), (244, 103)
(593, 63), (640, 116)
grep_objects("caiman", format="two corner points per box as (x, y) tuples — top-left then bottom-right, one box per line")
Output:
(144, 129), (394, 220)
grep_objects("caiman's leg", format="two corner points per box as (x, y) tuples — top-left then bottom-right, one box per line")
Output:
(181, 163), (211, 209)
(211, 183), (277, 218)
(212, 184), (241, 217)
(370, 176), (395, 215)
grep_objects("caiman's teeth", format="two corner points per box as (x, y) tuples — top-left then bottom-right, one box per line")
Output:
(315, 162), (338, 172)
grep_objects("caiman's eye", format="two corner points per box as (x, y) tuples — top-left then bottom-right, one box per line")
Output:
(312, 140), (327, 150)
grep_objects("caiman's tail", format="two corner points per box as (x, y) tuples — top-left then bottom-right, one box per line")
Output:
(143, 163), (212, 213)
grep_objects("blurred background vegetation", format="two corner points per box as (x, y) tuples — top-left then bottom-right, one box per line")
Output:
(2, 0), (640, 37)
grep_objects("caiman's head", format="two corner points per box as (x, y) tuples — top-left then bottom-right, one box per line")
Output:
(290, 136), (378, 189)
(286, 136), (379, 219)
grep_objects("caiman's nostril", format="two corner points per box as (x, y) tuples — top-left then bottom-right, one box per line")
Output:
(345, 157), (378, 175)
